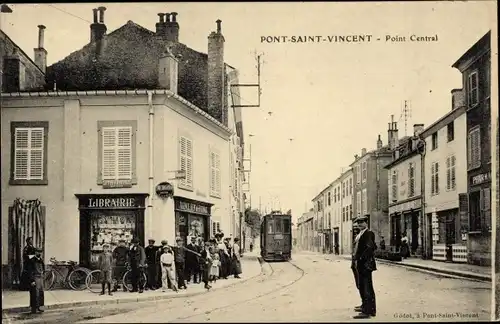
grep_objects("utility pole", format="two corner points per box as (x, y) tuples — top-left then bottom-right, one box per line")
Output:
(402, 100), (411, 137)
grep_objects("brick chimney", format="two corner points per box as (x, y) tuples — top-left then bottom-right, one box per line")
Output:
(361, 148), (367, 156)
(90, 7), (107, 43)
(34, 25), (47, 73)
(451, 89), (465, 110)
(207, 19), (226, 124)
(165, 12), (179, 42)
(376, 134), (382, 149)
(158, 47), (178, 93)
(387, 115), (400, 150)
(413, 124), (425, 137)
(155, 13), (167, 36)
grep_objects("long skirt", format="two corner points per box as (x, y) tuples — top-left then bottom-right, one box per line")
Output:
(218, 251), (228, 278)
(231, 257), (242, 275)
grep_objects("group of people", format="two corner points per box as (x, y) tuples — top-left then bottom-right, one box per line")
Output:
(350, 215), (377, 319)
(96, 232), (244, 295)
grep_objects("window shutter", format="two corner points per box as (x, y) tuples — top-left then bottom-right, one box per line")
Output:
(102, 127), (117, 180)
(216, 153), (221, 195)
(210, 152), (216, 194)
(431, 163), (435, 195)
(186, 139), (193, 187)
(446, 157), (451, 190)
(435, 162), (439, 194)
(117, 127), (132, 179)
(451, 156), (456, 189)
(179, 136), (188, 187)
(467, 133), (472, 169)
(14, 128), (30, 180)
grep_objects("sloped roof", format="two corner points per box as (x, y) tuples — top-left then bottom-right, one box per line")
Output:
(45, 21), (213, 112)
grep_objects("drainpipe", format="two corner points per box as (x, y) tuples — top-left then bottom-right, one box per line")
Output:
(147, 91), (154, 242)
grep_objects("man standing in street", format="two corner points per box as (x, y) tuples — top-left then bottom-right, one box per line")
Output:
(185, 237), (199, 284)
(172, 237), (187, 289)
(156, 240), (170, 289)
(144, 239), (158, 290)
(128, 237), (146, 293)
(25, 247), (44, 314)
(21, 237), (36, 290)
(352, 216), (377, 319)
(112, 239), (128, 292)
(351, 222), (362, 309)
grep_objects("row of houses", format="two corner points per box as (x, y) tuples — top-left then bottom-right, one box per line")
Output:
(296, 30), (492, 266)
(1, 9), (249, 286)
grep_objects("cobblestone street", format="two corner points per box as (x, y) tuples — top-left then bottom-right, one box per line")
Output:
(3, 252), (490, 323)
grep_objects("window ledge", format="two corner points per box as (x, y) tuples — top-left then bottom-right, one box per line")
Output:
(10, 179), (48, 186)
(178, 185), (194, 192)
(467, 165), (481, 172)
(210, 193), (222, 199)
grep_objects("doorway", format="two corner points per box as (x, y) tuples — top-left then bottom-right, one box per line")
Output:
(411, 212), (419, 254)
(444, 212), (456, 262)
(333, 228), (339, 255)
(391, 214), (402, 250)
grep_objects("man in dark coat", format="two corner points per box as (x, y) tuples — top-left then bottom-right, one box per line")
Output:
(144, 239), (158, 290)
(352, 216), (377, 319)
(172, 237), (187, 289)
(156, 240), (170, 289)
(128, 237), (146, 293)
(351, 223), (362, 309)
(25, 247), (44, 314)
(185, 237), (199, 284)
(112, 239), (128, 292)
(21, 237), (37, 290)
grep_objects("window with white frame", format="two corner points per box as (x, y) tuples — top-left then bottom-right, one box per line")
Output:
(349, 204), (353, 219)
(11, 122), (48, 184)
(467, 71), (479, 107)
(361, 161), (367, 183)
(179, 136), (193, 190)
(362, 188), (367, 215)
(431, 162), (439, 195)
(408, 162), (415, 198)
(210, 150), (221, 197)
(356, 191), (361, 216)
(446, 155), (456, 191)
(467, 127), (481, 170)
(356, 165), (361, 184)
(212, 221), (221, 237)
(102, 126), (133, 181)
(391, 170), (398, 202)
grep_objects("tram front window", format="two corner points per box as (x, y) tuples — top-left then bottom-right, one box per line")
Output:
(268, 221), (274, 234)
(283, 219), (291, 234)
(275, 219), (283, 233)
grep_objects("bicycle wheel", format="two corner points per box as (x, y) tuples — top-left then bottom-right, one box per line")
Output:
(68, 268), (89, 290)
(86, 270), (102, 293)
(122, 270), (148, 292)
(43, 270), (55, 290)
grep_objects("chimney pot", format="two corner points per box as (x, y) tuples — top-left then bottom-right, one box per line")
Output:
(158, 48), (178, 93)
(92, 8), (98, 23)
(361, 148), (367, 156)
(158, 13), (165, 23)
(165, 13), (171, 22)
(451, 89), (465, 110)
(37, 25), (46, 48)
(98, 6), (106, 23)
(34, 25), (47, 73)
(216, 19), (222, 33)
(171, 12), (178, 22)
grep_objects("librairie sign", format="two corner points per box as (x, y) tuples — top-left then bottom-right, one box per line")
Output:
(88, 197), (136, 208)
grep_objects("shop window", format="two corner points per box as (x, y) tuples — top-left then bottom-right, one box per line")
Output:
(178, 135), (193, 190)
(10, 121), (49, 185)
(97, 121), (137, 186)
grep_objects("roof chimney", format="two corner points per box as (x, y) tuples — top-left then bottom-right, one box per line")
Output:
(34, 25), (47, 74)
(158, 48), (178, 93)
(207, 19), (226, 125)
(451, 89), (465, 110)
(165, 12), (179, 42)
(413, 124), (425, 137)
(376, 134), (382, 149)
(90, 7), (107, 43)
(361, 148), (367, 156)
(156, 13), (167, 35)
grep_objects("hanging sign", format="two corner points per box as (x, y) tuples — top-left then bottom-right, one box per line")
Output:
(156, 182), (174, 199)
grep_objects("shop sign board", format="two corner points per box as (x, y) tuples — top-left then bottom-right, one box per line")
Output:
(470, 172), (491, 186)
(76, 194), (148, 209)
(156, 182), (174, 199)
(175, 200), (210, 215)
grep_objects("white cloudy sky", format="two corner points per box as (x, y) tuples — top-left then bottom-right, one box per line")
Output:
(1, 2), (496, 224)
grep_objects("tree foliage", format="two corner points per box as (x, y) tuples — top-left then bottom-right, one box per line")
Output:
(244, 208), (262, 238)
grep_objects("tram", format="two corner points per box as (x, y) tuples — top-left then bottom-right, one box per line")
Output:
(260, 211), (292, 262)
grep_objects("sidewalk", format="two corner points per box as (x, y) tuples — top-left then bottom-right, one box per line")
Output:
(2, 254), (262, 314)
(331, 254), (491, 282)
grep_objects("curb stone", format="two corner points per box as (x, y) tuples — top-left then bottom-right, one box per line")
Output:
(2, 257), (264, 315)
(334, 255), (491, 282)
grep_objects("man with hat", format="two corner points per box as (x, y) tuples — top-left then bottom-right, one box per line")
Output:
(24, 247), (44, 314)
(352, 215), (377, 319)
(185, 236), (200, 284)
(21, 237), (37, 290)
(156, 240), (170, 289)
(112, 239), (129, 292)
(144, 239), (159, 290)
(172, 237), (187, 289)
(128, 237), (146, 293)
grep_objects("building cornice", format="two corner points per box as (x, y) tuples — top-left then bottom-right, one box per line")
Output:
(420, 105), (466, 138)
(384, 148), (420, 170)
(451, 31), (490, 72)
(1, 89), (233, 136)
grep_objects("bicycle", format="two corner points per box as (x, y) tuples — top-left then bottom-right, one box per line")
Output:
(86, 264), (147, 293)
(44, 257), (91, 291)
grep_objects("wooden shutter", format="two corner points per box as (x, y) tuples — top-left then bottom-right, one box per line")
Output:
(102, 127), (117, 180)
(450, 156), (456, 189)
(179, 136), (188, 187)
(479, 189), (484, 231)
(117, 127), (132, 179)
(431, 163), (435, 195)
(14, 128), (44, 180)
(435, 162), (439, 194)
(186, 138), (193, 187)
(210, 152), (216, 194)
(446, 157), (451, 190)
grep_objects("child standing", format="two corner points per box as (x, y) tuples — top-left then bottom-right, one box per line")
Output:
(98, 244), (114, 296)
(160, 246), (178, 292)
(210, 253), (220, 283)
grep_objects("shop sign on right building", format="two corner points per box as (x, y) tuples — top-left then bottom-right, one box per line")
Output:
(451, 30), (491, 266)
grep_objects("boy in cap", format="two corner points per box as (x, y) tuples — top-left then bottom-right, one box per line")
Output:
(145, 239), (158, 290)
(156, 240), (170, 289)
(97, 244), (114, 295)
(160, 245), (178, 292)
(25, 247), (44, 314)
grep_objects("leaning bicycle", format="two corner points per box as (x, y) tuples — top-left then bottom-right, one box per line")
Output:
(44, 257), (91, 291)
(86, 264), (147, 293)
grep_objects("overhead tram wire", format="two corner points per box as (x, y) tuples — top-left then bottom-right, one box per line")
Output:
(47, 4), (93, 24)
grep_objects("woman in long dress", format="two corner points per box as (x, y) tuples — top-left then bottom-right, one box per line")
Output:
(216, 233), (229, 279)
(231, 238), (242, 279)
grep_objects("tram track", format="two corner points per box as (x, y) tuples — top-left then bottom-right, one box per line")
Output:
(168, 258), (305, 322)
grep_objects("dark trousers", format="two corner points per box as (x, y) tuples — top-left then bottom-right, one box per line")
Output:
(29, 277), (44, 311)
(358, 270), (376, 315)
(186, 262), (199, 283)
(146, 263), (157, 289)
(175, 262), (186, 288)
(130, 265), (144, 292)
